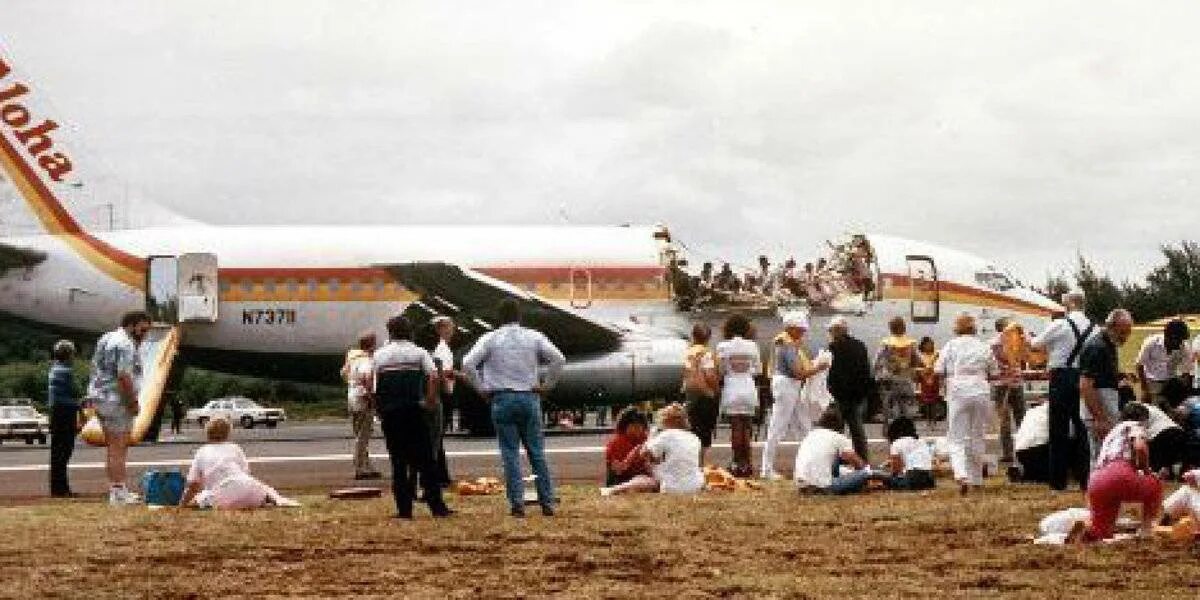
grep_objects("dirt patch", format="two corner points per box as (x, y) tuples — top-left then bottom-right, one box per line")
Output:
(0, 482), (1193, 599)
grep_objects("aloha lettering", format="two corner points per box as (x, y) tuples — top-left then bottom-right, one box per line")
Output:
(0, 57), (73, 182)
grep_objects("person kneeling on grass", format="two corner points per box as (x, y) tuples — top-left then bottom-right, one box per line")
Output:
(1066, 402), (1162, 543)
(604, 407), (651, 486)
(884, 417), (935, 491)
(179, 417), (299, 510)
(794, 407), (875, 495)
(600, 404), (703, 496)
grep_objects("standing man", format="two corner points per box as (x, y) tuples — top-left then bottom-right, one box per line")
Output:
(1031, 291), (1093, 491)
(1080, 309), (1134, 467)
(463, 299), (566, 518)
(87, 310), (151, 506)
(343, 332), (381, 480)
(47, 340), (79, 498)
(826, 316), (873, 461)
(169, 393), (185, 437)
(429, 316), (457, 485)
(990, 318), (1027, 466)
(1135, 318), (1193, 410)
(372, 316), (451, 519)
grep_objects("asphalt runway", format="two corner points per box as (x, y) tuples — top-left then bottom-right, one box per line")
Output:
(0, 420), (989, 501)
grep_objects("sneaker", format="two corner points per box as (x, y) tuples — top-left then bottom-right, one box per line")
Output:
(541, 505), (555, 517)
(108, 487), (140, 506)
(762, 471), (784, 482)
(599, 487), (614, 497)
(510, 507), (526, 518)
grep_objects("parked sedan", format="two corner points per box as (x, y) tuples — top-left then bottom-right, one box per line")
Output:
(185, 397), (287, 429)
(0, 405), (49, 444)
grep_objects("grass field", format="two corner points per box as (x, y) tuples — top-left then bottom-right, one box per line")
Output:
(1, 482), (1197, 599)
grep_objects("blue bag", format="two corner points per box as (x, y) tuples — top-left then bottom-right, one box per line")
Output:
(141, 470), (185, 506)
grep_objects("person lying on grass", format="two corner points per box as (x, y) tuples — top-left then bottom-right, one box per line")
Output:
(604, 407), (651, 486)
(884, 417), (935, 491)
(1162, 468), (1200, 526)
(600, 403), (704, 496)
(179, 417), (299, 510)
(794, 407), (878, 495)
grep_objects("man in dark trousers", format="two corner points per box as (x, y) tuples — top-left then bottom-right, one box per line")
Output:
(372, 315), (452, 520)
(47, 340), (79, 497)
(1031, 291), (1094, 491)
(825, 316), (873, 461)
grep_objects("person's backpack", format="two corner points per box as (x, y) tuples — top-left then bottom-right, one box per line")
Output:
(141, 470), (185, 506)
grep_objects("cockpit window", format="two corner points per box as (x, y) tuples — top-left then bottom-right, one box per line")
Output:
(975, 271), (1015, 292)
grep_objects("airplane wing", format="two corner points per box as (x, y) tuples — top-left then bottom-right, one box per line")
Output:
(0, 242), (47, 275)
(380, 262), (623, 355)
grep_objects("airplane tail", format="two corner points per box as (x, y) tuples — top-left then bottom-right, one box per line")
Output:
(0, 42), (196, 240)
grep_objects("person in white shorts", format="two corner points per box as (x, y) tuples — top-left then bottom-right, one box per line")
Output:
(600, 404), (704, 496)
(179, 417), (298, 510)
(86, 311), (151, 506)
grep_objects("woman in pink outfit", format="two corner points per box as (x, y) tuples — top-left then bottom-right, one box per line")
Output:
(180, 417), (298, 510)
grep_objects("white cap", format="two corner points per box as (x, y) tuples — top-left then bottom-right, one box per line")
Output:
(431, 315), (454, 325)
(827, 315), (849, 330)
(782, 311), (810, 330)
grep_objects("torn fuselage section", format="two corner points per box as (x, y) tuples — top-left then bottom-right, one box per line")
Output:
(667, 234), (880, 316)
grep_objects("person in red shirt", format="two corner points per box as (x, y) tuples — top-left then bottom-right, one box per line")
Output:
(605, 408), (650, 486)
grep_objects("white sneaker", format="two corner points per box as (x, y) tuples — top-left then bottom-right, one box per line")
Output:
(599, 487), (614, 497)
(108, 487), (140, 506)
(762, 471), (784, 482)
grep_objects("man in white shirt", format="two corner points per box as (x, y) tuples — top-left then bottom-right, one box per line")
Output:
(463, 299), (566, 518)
(1135, 319), (1194, 410)
(1030, 291), (1093, 491)
(427, 316), (458, 486)
(341, 332), (380, 480)
(794, 407), (874, 494)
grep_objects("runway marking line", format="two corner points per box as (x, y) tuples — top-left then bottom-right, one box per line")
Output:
(0, 436), (998, 473)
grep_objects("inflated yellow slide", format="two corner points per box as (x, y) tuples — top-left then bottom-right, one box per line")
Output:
(81, 325), (182, 446)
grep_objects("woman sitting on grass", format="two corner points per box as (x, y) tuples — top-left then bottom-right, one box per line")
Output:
(884, 417), (935, 491)
(604, 407), (651, 486)
(794, 407), (875, 495)
(1163, 468), (1200, 525)
(600, 404), (704, 496)
(180, 417), (299, 510)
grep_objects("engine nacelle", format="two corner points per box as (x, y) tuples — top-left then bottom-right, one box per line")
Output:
(547, 336), (688, 408)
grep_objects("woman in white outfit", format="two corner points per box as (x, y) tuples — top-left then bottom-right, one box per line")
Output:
(717, 313), (762, 478)
(760, 311), (829, 480)
(180, 417), (298, 510)
(934, 313), (998, 494)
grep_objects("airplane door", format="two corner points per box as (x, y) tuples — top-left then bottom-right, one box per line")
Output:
(570, 268), (593, 309)
(906, 255), (939, 323)
(177, 253), (219, 323)
(146, 256), (179, 324)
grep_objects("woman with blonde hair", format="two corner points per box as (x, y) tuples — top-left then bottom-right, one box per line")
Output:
(600, 404), (704, 496)
(180, 417), (298, 509)
(935, 313), (998, 494)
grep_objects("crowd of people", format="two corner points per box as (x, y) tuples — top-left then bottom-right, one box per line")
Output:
(673, 236), (878, 311)
(43, 289), (1200, 543)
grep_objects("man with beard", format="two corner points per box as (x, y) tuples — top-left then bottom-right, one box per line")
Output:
(87, 311), (151, 506)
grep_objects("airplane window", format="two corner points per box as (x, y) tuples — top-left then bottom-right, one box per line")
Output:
(241, 280), (253, 293)
(329, 278), (340, 292)
(263, 279), (276, 293)
(286, 279), (299, 293)
(306, 279), (318, 292)
(350, 280), (363, 293)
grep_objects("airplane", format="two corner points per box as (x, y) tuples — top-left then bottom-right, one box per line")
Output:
(0, 49), (1063, 442)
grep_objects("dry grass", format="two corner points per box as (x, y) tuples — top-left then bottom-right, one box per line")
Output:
(1, 482), (1197, 599)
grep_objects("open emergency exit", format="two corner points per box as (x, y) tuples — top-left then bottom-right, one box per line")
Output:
(906, 255), (939, 323)
(145, 253), (219, 324)
(570, 267), (593, 309)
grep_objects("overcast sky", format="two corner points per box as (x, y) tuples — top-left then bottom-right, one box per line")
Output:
(4, 1), (1198, 284)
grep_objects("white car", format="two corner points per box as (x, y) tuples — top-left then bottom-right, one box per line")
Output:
(0, 405), (49, 444)
(185, 397), (286, 429)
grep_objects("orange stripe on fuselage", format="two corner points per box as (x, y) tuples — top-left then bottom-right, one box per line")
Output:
(879, 273), (1052, 317)
(0, 129), (145, 288)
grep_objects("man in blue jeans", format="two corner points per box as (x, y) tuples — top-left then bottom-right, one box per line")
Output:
(463, 299), (566, 517)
